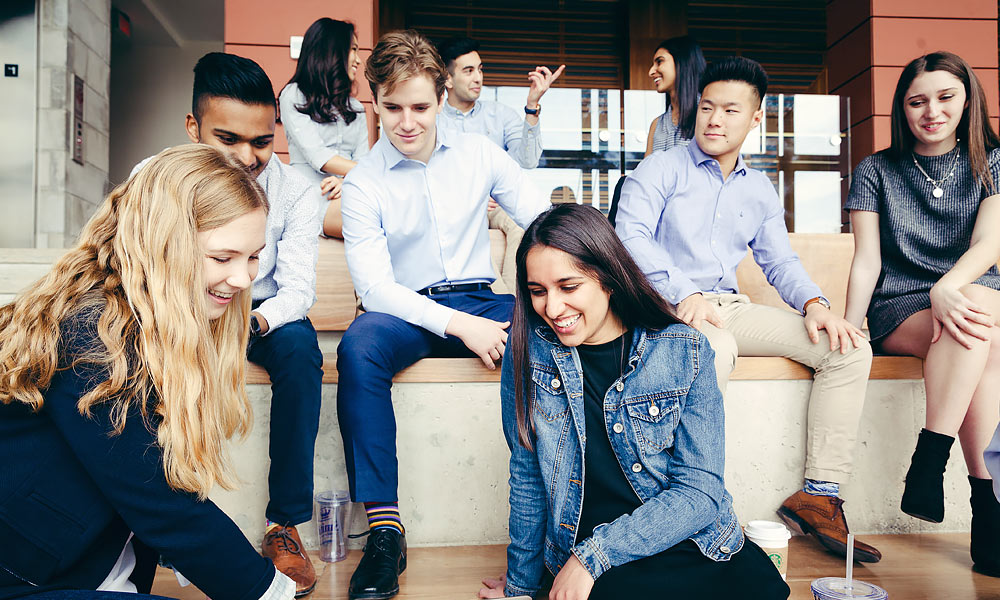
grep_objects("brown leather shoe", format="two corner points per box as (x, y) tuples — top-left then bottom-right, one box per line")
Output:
(777, 490), (882, 563)
(262, 524), (317, 597)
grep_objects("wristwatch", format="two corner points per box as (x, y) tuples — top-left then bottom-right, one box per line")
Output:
(249, 315), (262, 338)
(524, 104), (541, 116)
(803, 296), (831, 313)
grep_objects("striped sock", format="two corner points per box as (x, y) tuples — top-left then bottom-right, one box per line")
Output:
(364, 502), (404, 534)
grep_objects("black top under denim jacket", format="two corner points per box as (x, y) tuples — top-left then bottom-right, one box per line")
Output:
(575, 331), (642, 540)
(0, 310), (276, 599)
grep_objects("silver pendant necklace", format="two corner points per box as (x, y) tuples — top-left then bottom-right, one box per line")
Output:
(911, 140), (960, 199)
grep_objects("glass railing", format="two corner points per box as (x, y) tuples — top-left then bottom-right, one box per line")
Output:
(478, 86), (851, 233)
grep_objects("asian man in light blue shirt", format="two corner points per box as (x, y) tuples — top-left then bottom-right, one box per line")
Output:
(336, 30), (549, 600)
(616, 56), (879, 566)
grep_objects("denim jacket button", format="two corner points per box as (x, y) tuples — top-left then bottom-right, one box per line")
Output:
(720, 545), (731, 554)
(648, 405), (660, 417)
(615, 381), (624, 392)
(551, 378), (561, 389)
(612, 422), (624, 434)
(631, 463), (642, 472)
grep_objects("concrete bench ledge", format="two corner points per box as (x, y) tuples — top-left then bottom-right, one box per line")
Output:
(246, 354), (925, 384)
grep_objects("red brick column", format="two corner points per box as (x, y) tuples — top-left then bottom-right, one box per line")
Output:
(224, 0), (378, 161)
(826, 0), (998, 168)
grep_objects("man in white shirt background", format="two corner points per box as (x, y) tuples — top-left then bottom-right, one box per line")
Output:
(435, 36), (564, 170)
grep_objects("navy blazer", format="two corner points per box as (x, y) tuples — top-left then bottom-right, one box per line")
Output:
(0, 313), (276, 599)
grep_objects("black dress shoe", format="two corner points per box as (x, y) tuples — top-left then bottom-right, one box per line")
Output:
(349, 528), (407, 600)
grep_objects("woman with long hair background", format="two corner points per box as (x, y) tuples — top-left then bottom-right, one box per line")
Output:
(279, 17), (369, 238)
(480, 204), (788, 599)
(0, 145), (294, 599)
(644, 35), (706, 156)
(845, 50), (1000, 577)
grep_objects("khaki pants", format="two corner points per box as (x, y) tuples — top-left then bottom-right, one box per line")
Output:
(698, 294), (873, 483)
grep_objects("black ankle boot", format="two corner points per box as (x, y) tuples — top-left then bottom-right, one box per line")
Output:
(900, 428), (954, 523)
(970, 476), (1000, 577)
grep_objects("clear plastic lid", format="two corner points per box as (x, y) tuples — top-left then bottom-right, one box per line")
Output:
(315, 490), (351, 504)
(811, 577), (888, 599)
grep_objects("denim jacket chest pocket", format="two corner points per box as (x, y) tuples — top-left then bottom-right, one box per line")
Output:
(530, 365), (571, 422)
(622, 390), (684, 454)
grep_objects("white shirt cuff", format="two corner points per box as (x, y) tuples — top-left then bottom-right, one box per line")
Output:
(258, 570), (296, 600)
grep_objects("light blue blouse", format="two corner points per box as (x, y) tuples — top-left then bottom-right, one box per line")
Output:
(279, 82), (370, 189)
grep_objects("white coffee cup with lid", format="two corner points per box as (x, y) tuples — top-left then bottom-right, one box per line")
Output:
(745, 520), (792, 580)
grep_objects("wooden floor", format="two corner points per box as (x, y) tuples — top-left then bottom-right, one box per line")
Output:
(152, 533), (1000, 599)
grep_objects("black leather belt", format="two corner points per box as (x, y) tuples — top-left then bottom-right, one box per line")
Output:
(417, 282), (491, 296)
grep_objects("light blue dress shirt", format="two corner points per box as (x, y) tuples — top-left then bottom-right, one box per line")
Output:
(279, 83), (370, 189)
(437, 98), (542, 169)
(341, 128), (550, 337)
(616, 142), (823, 312)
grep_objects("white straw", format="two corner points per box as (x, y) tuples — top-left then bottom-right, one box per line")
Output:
(846, 533), (854, 593)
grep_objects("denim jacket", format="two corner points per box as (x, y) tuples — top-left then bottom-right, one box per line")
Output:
(501, 322), (743, 598)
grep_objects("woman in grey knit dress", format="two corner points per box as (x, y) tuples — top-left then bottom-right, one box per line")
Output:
(845, 51), (1000, 576)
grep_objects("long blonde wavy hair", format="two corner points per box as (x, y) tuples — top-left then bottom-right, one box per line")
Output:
(0, 144), (269, 498)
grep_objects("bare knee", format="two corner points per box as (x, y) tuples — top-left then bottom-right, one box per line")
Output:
(960, 283), (999, 309)
(984, 328), (1000, 371)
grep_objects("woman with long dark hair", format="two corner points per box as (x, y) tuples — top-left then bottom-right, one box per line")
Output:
(846, 50), (1000, 576)
(279, 17), (368, 237)
(479, 204), (788, 599)
(644, 35), (706, 156)
(0, 145), (294, 599)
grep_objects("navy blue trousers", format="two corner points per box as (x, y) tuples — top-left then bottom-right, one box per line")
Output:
(248, 316), (324, 526)
(336, 290), (514, 502)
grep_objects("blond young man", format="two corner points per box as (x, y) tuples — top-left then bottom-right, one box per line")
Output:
(336, 30), (549, 600)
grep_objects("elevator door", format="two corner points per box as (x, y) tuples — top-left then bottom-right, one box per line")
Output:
(0, 0), (36, 247)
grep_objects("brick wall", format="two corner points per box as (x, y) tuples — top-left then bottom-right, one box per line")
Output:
(223, 1), (378, 162)
(826, 0), (999, 167)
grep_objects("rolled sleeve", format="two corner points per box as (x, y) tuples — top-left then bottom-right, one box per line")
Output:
(501, 104), (542, 169)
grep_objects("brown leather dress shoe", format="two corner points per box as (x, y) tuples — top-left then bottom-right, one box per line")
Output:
(262, 524), (317, 597)
(777, 490), (882, 563)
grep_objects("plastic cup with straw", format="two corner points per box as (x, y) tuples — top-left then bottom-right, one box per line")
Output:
(810, 532), (888, 600)
(846, 533), (854, 592)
